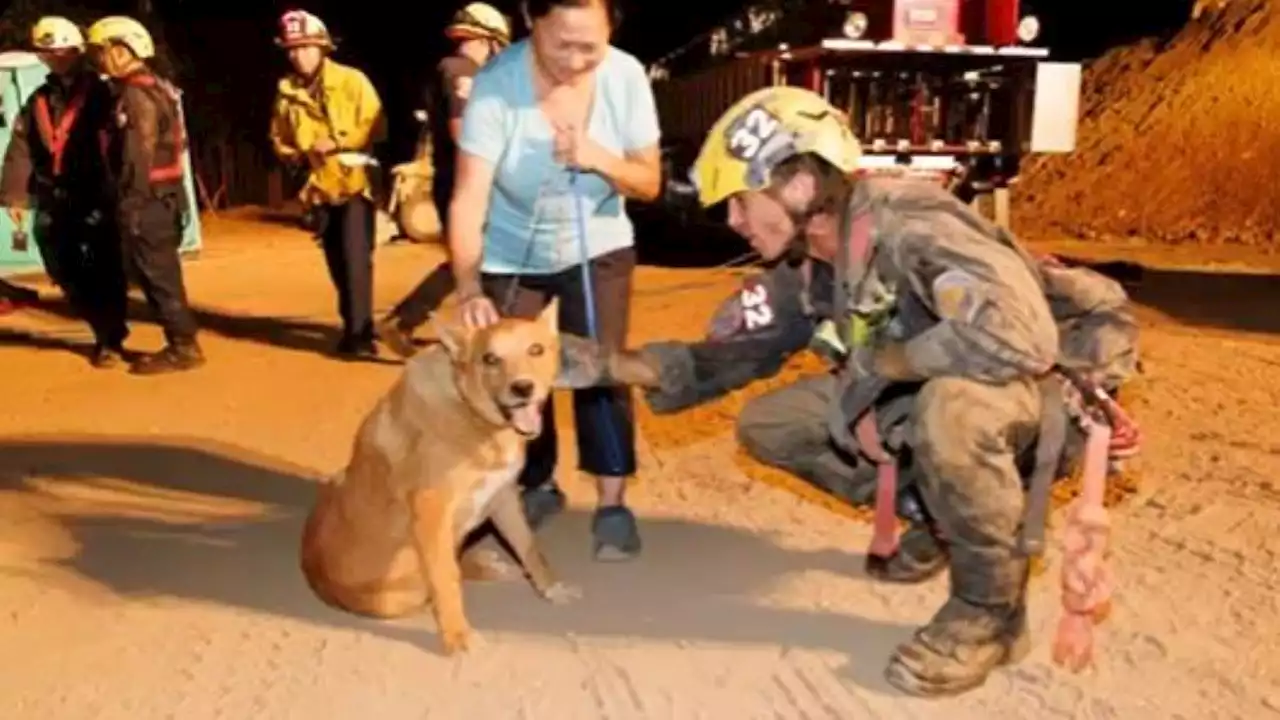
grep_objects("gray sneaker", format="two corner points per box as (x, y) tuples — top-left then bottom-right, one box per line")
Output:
(521, 484), (566, 529)
(592, 506), (642, 562)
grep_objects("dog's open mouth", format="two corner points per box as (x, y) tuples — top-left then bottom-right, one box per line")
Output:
(498, 400), (543, 437)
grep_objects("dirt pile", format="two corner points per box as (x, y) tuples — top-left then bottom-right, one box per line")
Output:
(1015, 0), (1280, 247)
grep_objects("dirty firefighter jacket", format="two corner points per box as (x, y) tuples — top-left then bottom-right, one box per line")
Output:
(269, 58), (385, 206)
(102, 70), (191, 233)
(641, 177), (1073, 421)
(0, 68), (115, 220)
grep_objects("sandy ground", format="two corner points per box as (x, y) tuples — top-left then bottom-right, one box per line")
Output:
(1, 211), (1278, 719)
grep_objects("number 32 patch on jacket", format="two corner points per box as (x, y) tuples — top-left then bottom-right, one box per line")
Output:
(931, 269), (986, 324)
(706, 278), (776, 340)
(739, 279), (775, 331)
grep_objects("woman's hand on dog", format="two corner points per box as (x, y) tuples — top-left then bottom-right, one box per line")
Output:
(460, 295), (500, 329)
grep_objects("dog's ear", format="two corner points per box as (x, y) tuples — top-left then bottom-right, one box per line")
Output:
(431, 310), (472, 359)
(537, 298), (560, 336)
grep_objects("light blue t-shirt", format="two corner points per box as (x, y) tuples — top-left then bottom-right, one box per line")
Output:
(458, 40), (661, 274)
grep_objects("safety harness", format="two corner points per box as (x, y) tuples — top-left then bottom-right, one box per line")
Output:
(111, 72), (188, 186)
(32, 75), (91, 178)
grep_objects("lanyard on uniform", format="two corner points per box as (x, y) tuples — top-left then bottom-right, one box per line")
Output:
(33, 76), (90, 177)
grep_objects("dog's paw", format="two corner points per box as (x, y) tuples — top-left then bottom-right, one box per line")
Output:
(441, 627), (482, 655)
(461, 548), (520, 582)
(540, 581), (583, 605)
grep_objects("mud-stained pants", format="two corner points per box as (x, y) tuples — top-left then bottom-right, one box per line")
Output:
(736, 374), (880, 505)
(910, 376), (1040, 607)
(739, 371), (1041, 606)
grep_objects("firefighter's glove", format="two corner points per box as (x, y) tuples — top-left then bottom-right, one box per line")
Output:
(555, 335), (664, 390)
(634, 341), (703, 415)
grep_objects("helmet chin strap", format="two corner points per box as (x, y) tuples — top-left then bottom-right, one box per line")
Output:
(761, 185), (816, 267)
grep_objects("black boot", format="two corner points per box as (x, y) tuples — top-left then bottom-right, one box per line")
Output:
(334, 332), (377, 359)
(865, 523), (949, 584)
(129, 341), (205, 375)
(90, 343), (127, 369)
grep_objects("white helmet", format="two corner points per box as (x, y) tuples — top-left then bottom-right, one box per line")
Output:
(275, 9), (334, 49)
(31, 16), (84, 52)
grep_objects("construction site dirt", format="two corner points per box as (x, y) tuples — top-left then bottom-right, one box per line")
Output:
(0, 207), (1277, 718)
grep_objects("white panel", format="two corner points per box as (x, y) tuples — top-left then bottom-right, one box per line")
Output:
(1030, 61), (1082, 153)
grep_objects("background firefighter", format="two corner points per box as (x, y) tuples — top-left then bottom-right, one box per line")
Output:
(269, 10), (386, 358)
(86, 16), (202, 375)
(0, 16), (128, 368)
(377, 2), (512, 357)
(630, 87), (1139, 697)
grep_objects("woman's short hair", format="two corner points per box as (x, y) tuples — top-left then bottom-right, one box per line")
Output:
(523, 0), (622, 29)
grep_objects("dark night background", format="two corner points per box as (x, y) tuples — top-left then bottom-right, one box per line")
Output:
(1, 0), (1197, 206)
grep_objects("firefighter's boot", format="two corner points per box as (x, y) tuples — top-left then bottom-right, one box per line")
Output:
(90, 343), (127, 369)
(883, 555), (1031, 697)
(129, 341), (205, 375)
(865, 522), (950, 584)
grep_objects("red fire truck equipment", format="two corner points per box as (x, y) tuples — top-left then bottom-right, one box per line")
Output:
(643, 0), (1080, 230)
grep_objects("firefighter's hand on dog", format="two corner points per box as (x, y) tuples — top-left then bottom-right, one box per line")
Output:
(555, 334), (664, 389)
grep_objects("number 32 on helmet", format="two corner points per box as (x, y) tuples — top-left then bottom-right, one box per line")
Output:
(691, 86), (862, 209)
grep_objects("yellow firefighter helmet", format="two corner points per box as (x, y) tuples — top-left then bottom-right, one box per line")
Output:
(31, 16), (84, 51)
(86, 16), (155, 59)
(691, 86), (861, 208)
(446, 3), (512, 46)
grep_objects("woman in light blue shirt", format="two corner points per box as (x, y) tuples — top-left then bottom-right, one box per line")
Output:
(447, 0), (661, 561)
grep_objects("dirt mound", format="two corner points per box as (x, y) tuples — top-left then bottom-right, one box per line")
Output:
(1016, 0), (1280, 247)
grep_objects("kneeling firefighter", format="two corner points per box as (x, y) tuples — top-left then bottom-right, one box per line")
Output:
(87, 16), (204, 375)
(630, 87), (1141, 695)
(0, 16), (128, 367)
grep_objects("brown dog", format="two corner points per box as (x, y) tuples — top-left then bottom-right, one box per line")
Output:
(301, 300), (593, 654)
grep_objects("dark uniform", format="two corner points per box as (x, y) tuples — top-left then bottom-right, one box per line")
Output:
(380, 55), (480, 340)
(104, 69), (202, 374)
(0, 66), (127, 364)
